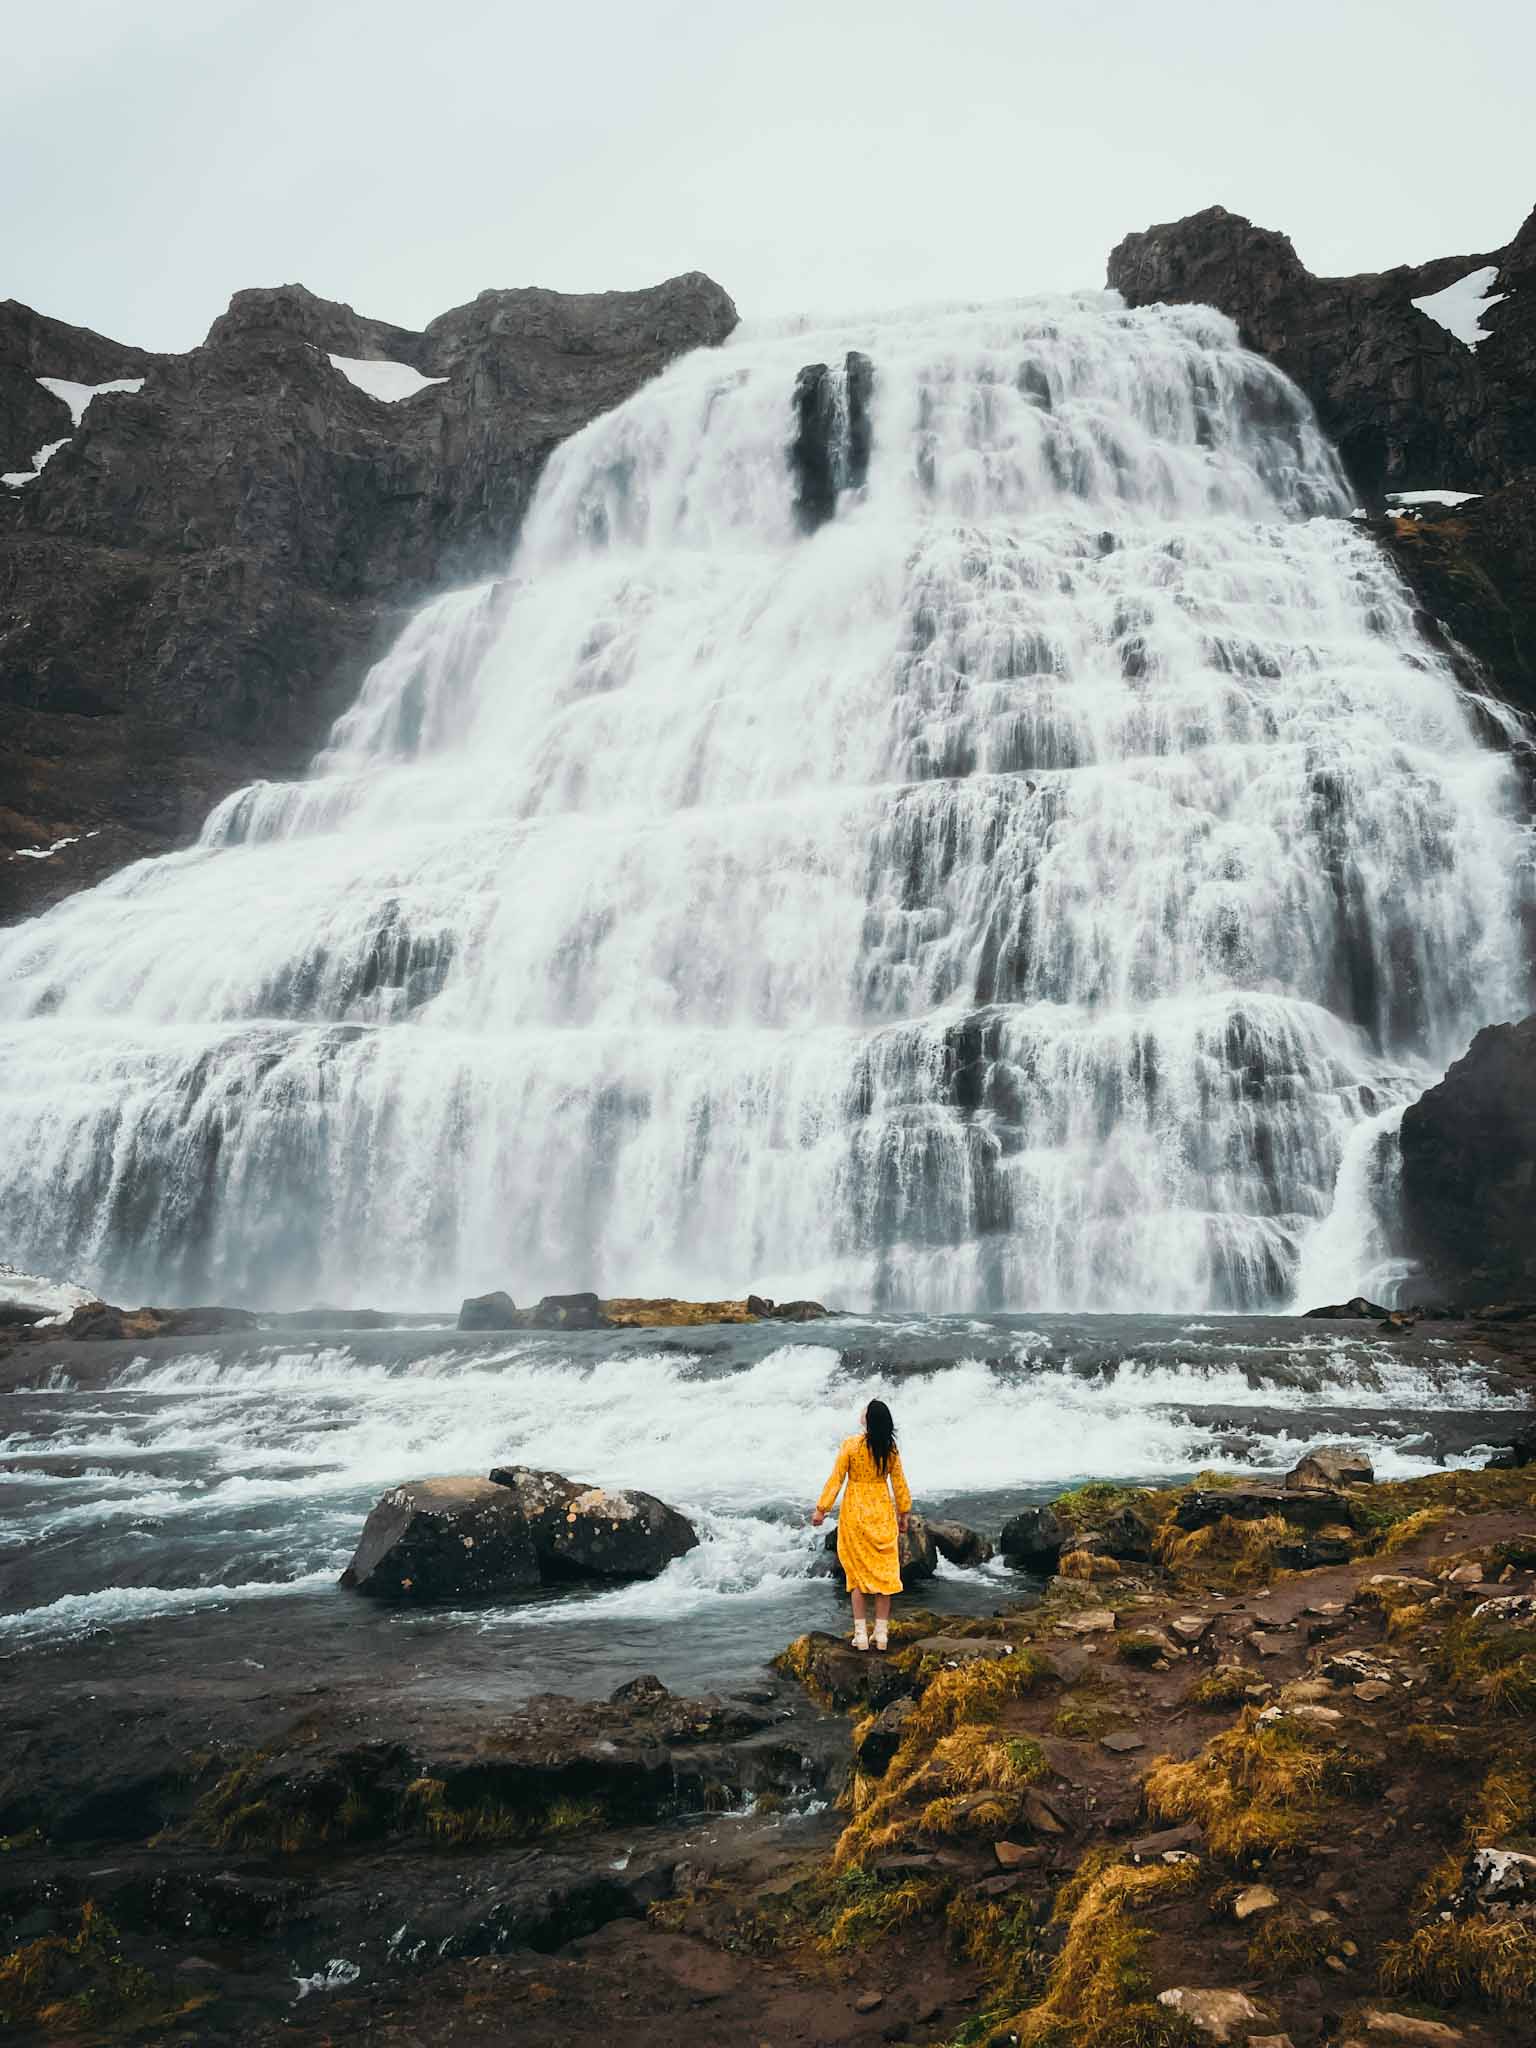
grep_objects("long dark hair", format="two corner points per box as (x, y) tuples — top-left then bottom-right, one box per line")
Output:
(864, 1399), (896, 1476)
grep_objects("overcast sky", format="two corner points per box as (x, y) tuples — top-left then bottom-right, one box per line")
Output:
(4, 0), (1533, 352)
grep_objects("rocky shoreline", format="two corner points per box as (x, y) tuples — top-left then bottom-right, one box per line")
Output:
(5, 1434), (1536, 2045)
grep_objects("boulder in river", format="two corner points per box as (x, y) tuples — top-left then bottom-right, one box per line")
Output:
(488, 1464), (699, 1579)
(341, 1476), (541, 1600)
(1302, 1297), (1392, 1320)
(1286, 1444), (1374, 1489)
(999, 1505), (1065, 1571)
(457, 1289), (518, 1331)
(926, 1518), (994, 1568)
(519, 1292), (613, 1330)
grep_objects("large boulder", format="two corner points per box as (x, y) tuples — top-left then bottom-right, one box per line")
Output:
(999, 1505), (1065, 1571)
(1303, 1297), (1391, 1320)
(340, 1477), (541, 1601)
(458, 1289), (518, 1331)
(1399, 1016), (1536, 1307)
(488, 1465), (698, 1580)
(518, 1292), (613, 1331)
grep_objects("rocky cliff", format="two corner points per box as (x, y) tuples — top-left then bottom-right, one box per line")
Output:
(0, 274), (736, 919)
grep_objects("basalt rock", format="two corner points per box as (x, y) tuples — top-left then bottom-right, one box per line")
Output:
(1172, 1484), (1352, 1534)
(341, 1476), (542, 1600)
(999, 1504), (1066, 1571)
(1303, 1297), (1392, 1321)
(1399, 1015), (1536, 1306)
(42, 1301), (259, 1341)
(925, 1518), (994, 1568)
(2, 272), (737, 919)
(457, 1289), (519, 1332)
(487, 1464), (699, 1580)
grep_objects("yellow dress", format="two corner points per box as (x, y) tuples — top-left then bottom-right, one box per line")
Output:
(816, 1436), (913, 1595)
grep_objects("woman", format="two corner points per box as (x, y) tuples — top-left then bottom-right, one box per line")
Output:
(811, 1398), (911, 1652)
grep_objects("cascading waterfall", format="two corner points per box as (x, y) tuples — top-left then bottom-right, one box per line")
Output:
(0, 295), (1529, 1311)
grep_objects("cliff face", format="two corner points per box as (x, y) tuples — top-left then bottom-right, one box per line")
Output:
(1108, 202), (1536, 738)
(0, 274), (737, 919)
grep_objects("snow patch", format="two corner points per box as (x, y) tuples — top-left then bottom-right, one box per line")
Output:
(327, 355), (446, 403)
(1411, 265), (1507, 348)
(36, 375), (145, 426)
(1388, 489), (1480, 509)
(2, 438), (70, 489)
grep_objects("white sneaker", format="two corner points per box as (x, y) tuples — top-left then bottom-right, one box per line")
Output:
(852, 1619), (870, 1652)
(873, 1620), (889, 1652)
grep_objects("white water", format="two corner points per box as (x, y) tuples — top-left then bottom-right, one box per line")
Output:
(1, 1323), (1518, 1650)
(0, 295), (1528, 1310)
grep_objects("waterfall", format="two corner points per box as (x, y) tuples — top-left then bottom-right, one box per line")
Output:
(0, 295), (1528, 1310)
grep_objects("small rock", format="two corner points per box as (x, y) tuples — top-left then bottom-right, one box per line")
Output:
(925, 1518), (995, 1569)
(1247, 1633), (1287, 1658)
(1057, 1608), (1117, 1635)
(975, 1871), (1025, 1897)
(1131, 1823), (1201, 1863)
(1280, 1679), (1336, 1703)
(912, 1636), (1015, 1662)
(993, 1839), (1041, 1868)
(1357, 2013), (1466, 2043)
(1156, 1987), (1269, 2042)
(1021, 1788), (1071, 1836)
(1100, 1731), (1146, 1754)
(1286, 1444), (1374, 1489)
(1471, 1592), (1536, 1624)
(1444, 1562), (1484, 1586)
(853, 1989), (884, 2013)
(1233, 1883), (1280, 1920)
(1287, 1705), (1344, 1727)
(1353, 1681), (1393, 1703)
(1169, 1612), (1211, 1642)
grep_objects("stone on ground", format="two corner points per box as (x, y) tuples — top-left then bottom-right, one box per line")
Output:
(1286, 1443), (1374, 1489)
(1156, 1987), (1270, 2041)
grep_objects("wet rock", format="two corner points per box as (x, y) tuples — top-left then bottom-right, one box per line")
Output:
(1302, 1297), (1392, 1320)
(771, 1298), (831, 1322)
(1287, 1445), (1374, 1489)
(1482, 1419), (1536, 1469)
(774, 1631), (919, 1711)
(609, 1674), (671, 1707)
(925, 1518), (994, 1568)
(48, 1301), (260, 1341)
(746, 1293), (774, 1316)
(999, 1505), (1065, 1570)
(911, 1637), (1016, 1663)
(457, 1289), (518, 1331)
(1400, 1014), (1536, 1307)
(1097, 1502), (1156, 1561)
(518, 1291), (613, 1330)
(855, 1698), (914, 1777)
(340, 1476), (540, 1600)
(1156, 1986), (1272, 2042)
(487, 1465), (698, 1579)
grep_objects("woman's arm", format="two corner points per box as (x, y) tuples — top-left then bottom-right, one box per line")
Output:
(811, 1443), (850, 1525)
(889, 1449), (912, 1527)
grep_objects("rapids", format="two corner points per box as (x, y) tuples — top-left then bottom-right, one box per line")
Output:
(0, 1315), (1521, 1692)
(0, 295), (1530, 1310)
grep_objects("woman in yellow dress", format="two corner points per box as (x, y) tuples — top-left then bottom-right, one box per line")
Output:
(811, 1399), (911, 1652)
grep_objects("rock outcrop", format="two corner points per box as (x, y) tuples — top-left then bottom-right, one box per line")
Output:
(1107, 203), (1536, 731)
(1400, 1014), (1536, 1304)
(999, 1505), (1066, 1571)
(1, 273), (737, 919)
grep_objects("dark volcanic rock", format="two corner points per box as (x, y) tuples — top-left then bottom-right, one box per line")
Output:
(458, 1289), (519, 1331)
(1303, 1297), (1392, 1321)
(41, 1300), (259, 1341)
(1106, 202), (1532, 498)
(487, 1464), (699, 1579)
(926, 1517), (994, 1568)
(516, 1290), (613, 1330)
(1400, 1014), (1536, 1304)
(1, 272), (737, 919)
(1172, 1484), (1351, 1534)
(341, 1475), (542, 1600)
(999, 1504), (1065, 1570)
